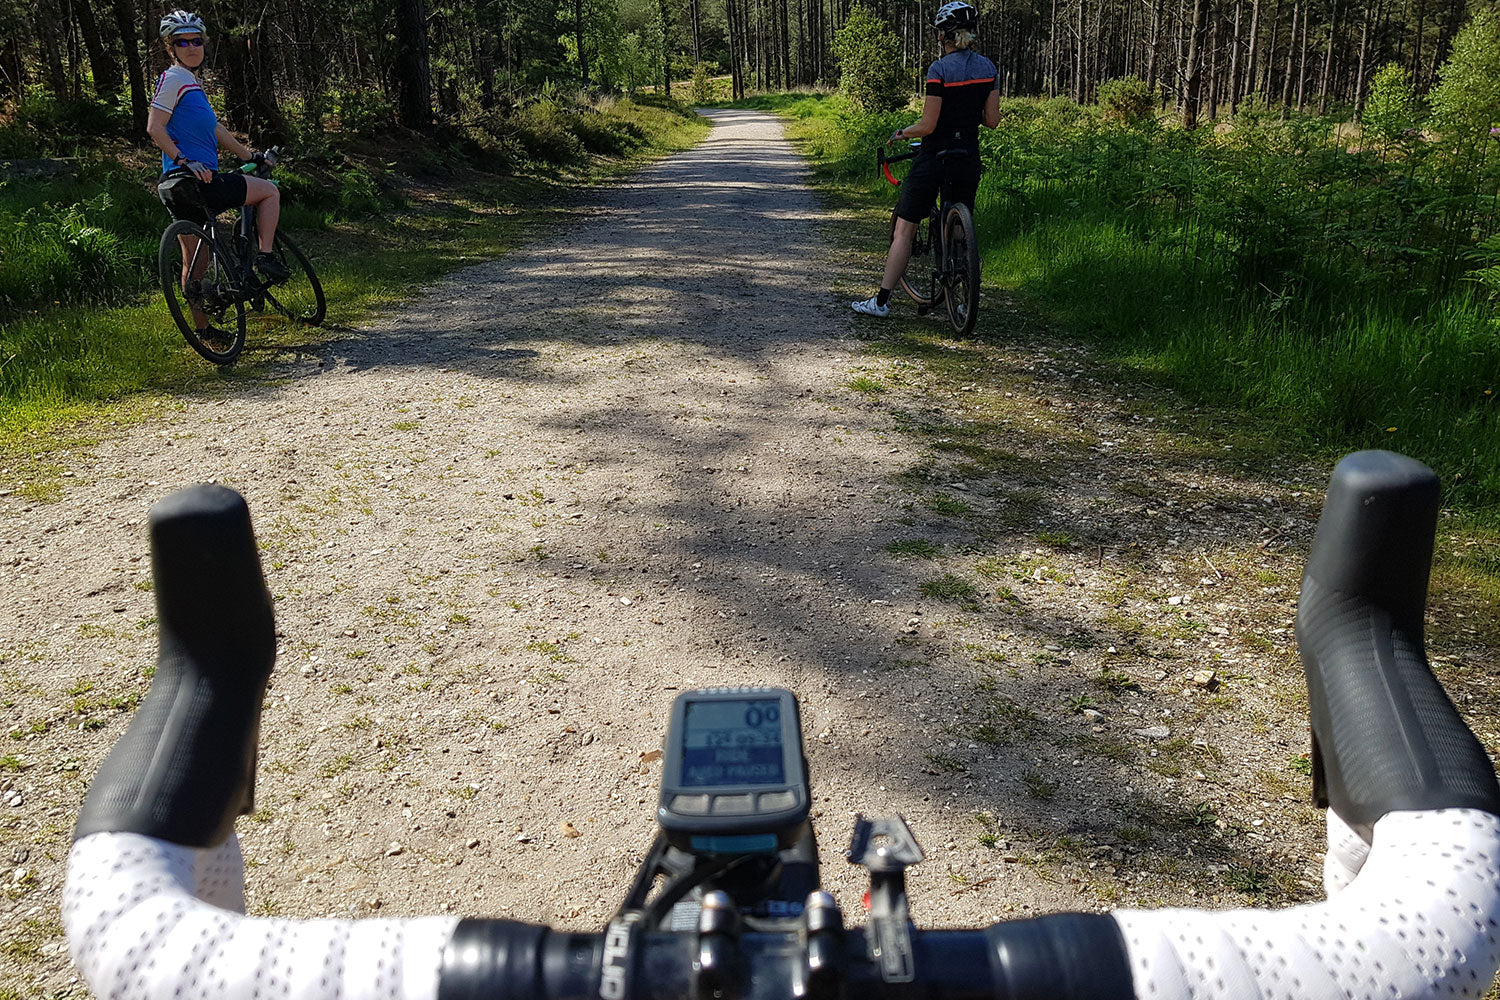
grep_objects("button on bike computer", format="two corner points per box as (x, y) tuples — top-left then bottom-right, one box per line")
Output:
(657, 687), (810, 856)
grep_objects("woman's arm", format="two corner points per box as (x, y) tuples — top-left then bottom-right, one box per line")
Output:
(215, 123), (255, 162)
(896, 96), (943, 140)
(983, 89), (1000, 129)
(148, 107), (212, 182)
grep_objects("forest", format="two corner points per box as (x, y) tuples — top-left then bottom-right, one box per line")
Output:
(1, 0), (1498, 511)
(0, 0), (1483, 147)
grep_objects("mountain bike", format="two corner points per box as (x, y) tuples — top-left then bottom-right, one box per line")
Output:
(878, 141), (981, 336)
(157, 148), (325, 366)
(62, 451), (1500, 1000)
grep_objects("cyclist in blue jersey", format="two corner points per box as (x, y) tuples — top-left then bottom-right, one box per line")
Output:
(145, 10), (290, 293)
(852, 1), (1000, 319)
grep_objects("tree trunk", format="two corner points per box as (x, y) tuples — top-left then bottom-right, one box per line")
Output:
(1259, 0), (1281, 95)
(0, 34), (24, 102)
(478, 32), (495, 109)
(1206, 6), (1220, 118)
(572, 0), (589, 89)
(1353, 0), (1374, 115)
(798, 0), (807, 85)
(1243, 0), (1260, 99)
(109, 0), (148, 138)
(1296, 4), (1309, 108)
(76, 0), (121, 95)
(1317, 0), (1338, 113)
(1278, 0), (1296, 112)
(1048, 0), (1060, 97)
(1144, 0), (1161, 102)
(786, 0), (798, 90)
(659, 0), (672, 95)
(394, 0), (432, 130)
(690, 0), (702, 63)
(728, 0), (743, 99)
(1182, 0), (1209, 127)
(37, 10), (69, 94)
(1410, 0), (1426, 88)
(1227, 0), (1241, 111)
(1074, 0), (1084, 101)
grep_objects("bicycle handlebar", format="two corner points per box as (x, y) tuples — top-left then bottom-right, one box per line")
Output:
(876, 143), (918, 189)
(1297, 451), (1500, 835)
(62, 451), (1500, 1000)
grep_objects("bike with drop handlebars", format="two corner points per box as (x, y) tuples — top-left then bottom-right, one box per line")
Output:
(62, 450), (1500, 1000)
(878, 141), (981, 336)
(157, 146), (326, 366)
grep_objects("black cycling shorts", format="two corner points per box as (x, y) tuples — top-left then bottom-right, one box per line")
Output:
(156, 168), (249, 225)
(894, 151), (982, 223)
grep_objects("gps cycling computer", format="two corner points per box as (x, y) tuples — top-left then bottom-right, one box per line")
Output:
(657, 687), (810, 856)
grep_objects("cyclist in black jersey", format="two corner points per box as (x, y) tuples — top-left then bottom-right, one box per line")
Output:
(852, 1), (1000, 319)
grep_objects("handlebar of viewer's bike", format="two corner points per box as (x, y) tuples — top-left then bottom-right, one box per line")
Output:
(63, 450), (1500, 1000)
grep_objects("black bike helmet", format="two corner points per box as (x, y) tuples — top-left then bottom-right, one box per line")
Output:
(934, 1), (979, 32)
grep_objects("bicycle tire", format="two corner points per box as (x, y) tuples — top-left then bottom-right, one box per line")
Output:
(890, 208), (938, 308)
(159, 220), (247, 365)
(261, 231), (325, 326)
(941, 203), (980, 336)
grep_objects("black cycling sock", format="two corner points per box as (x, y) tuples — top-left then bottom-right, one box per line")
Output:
(875, 287), (892, 307)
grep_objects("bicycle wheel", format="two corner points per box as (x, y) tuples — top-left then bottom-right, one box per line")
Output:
(890, 208), (937, 308)
(159, 219), (247, 365)
(261, 231), (325, 326)
(941, 203), (981, 336)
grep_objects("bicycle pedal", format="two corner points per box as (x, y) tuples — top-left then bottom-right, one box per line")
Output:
(916, 305), (930, 316)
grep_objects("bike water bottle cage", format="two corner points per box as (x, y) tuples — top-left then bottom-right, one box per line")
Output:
(657, 687), (810, 856)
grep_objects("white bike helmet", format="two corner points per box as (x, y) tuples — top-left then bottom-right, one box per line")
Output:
(934, 1), (979, 32)
(158, 9), (206, 38)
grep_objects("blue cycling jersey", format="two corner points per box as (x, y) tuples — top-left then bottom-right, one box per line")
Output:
(151, 65), (219, 174)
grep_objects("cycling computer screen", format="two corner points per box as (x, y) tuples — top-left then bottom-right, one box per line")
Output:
(657, 687), (810, 855)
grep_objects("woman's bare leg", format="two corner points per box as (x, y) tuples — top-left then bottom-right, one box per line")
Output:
(243, 176), (281, 251)
(883, 217), (919, 291)
(177, 232), (209, 329)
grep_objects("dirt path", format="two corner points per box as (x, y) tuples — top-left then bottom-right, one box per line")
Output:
(6, 108), (1492, 998)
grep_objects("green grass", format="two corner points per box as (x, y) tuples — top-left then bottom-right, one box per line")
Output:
(0, 98), (708, 497)
(885, 538), (941, 558)
(742, 91), (1500, 519)
(919, 573), (978, 601)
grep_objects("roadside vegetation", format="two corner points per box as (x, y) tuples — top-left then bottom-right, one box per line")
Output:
(729, 9), (1500, 519)
(0, 93), (707, 496)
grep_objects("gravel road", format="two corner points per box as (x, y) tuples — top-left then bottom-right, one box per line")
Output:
(4, 108), (1429, 998)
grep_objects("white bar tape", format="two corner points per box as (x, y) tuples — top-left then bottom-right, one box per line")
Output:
(65, 832), (458, 1000)
(65, 809), (1500, 1000)
(1113, 809), (1500, 999)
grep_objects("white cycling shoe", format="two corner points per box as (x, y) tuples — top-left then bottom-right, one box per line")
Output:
(850, 296), (890, 318)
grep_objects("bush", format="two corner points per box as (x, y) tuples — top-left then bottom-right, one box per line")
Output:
(570, 106), (644, 156)
(0, 194), (142, 315)
(1362, 63), (1418, 149)
(330, 86), (395, 138)
(690, 63), (715, 104)
(1097, 76), (1154, 126)
(507, 100), (585, 164)
(833, 5), (909, 113)
(0, 93), (132, 156)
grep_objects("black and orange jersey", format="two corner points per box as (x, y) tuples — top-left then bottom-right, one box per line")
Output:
(922, 50), (999, 154)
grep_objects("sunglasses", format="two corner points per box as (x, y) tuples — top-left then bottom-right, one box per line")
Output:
(173, 37), (204, 47)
